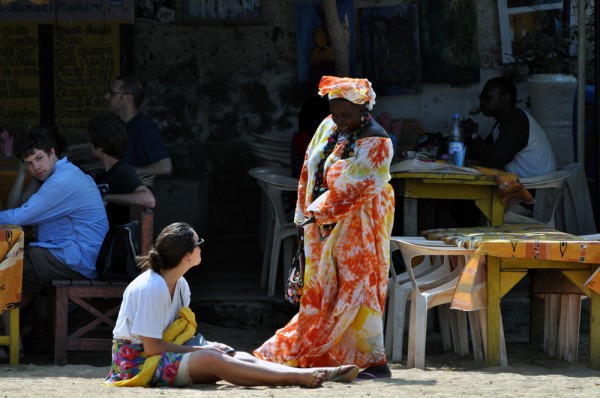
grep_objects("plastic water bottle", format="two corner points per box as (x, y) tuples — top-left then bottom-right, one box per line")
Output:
(448, 114), (465, 166)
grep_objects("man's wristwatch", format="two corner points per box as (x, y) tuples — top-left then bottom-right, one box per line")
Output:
(470, 132), (479, 141)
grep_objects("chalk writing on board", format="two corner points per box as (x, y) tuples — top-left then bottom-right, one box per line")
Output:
(0, 0), (134, 22)
(0, 22), (40, 128)
(53, 22), (120, 131)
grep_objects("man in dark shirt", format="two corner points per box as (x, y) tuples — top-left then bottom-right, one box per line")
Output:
(467, 77), (556, 178)
(89, 114), (156, 227)
(105, 75), (172, 180)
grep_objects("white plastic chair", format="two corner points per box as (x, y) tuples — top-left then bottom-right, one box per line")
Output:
(503, 168), (572, 227)
(248, 140), (291, 167)
(541, 232), (599, 362)
(505, 168), (581, 362)
(385, 237), (463, 362)
(251, 172), (299, 297)
(248, 166), (292, 263)
(249, 133), (291, 150)
(392, 239), (507, 369)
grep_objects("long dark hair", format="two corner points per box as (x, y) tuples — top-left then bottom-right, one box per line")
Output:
(138, 222), (196, 273)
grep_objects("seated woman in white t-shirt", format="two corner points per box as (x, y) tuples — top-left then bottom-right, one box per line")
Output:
(105, 222), (359, 388)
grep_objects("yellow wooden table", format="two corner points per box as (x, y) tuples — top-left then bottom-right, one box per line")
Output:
(391, 171), (503, 236)
(0, 225), (25, 366)
(423, 225), (600, 369)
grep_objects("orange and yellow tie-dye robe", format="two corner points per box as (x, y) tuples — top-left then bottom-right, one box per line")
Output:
(254, 117), (395, 368)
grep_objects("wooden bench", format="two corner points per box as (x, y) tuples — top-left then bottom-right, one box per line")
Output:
(48, 205), (153, 365)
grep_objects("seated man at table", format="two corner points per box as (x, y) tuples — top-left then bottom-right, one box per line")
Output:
(0, 128), (108, 350)
(89, 114), (156, 273)
(466, 76), (556, 178)
(105, 74), (172, 183)
(89, 113), (156, 227)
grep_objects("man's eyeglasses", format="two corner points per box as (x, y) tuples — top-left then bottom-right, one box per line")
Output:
(106, 89), (132, 96)
(194, 238), (205, 249)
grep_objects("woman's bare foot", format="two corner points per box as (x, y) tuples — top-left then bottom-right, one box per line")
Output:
(301, 370), (327, 388)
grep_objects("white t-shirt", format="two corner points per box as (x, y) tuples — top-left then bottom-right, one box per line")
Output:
(112, 269), (191, 344)
(494, 109), (556, 178)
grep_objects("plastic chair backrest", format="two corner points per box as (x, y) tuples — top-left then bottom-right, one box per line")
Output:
(393, 239), (475, 294)
(250, 146), (291, 167)
(519, 168), (571, 190)
(252, 172), (298, 227)
(507, 168), (573, 226)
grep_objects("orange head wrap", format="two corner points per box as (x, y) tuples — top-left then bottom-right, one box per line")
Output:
(317, 76), (376, 110)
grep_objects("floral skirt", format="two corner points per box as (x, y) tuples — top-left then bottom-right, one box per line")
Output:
(105, 339), (184, 387)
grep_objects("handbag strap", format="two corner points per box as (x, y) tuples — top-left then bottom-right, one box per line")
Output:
(296, 226), (304, 248)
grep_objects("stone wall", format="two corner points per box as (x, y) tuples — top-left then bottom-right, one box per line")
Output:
(132, 0), (513, 238)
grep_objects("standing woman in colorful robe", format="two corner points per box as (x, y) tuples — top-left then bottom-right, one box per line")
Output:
(254, 76), (395, 379)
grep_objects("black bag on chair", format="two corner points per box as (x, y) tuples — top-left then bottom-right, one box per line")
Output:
(96, 221), (140, 282)
(285, 228), (305, 305)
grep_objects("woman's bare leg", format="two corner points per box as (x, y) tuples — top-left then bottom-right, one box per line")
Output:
(233, 351), (358, 380)
(233, 351), (302, 371)
(187, 350), (324, 387)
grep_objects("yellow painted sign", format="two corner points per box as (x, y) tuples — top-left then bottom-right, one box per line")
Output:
(0, 22), (40, 129)
(53, 22), (120, 132)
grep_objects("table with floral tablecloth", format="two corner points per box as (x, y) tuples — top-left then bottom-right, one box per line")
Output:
(421, 224), (600, 369)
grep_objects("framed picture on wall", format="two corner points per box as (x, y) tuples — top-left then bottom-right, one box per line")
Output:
(358, 4), (422, 94)
(294, 0), (356, 90)
(419, 0), (480, 84)
(498, 0), (572, 63)
(182, 0), (266, 24)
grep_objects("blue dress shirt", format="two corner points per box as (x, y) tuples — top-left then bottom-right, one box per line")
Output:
(0, 157), (108, 278)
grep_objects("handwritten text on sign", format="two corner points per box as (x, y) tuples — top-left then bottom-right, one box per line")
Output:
(0, 22), (40, 128)
(54, 22), (120, 131)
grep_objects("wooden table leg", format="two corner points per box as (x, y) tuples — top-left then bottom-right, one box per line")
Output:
(486, 256), (502, 367)
(9, 307), (19, 366)
(591, 290), (600, 370)
(404, 197), (417, 236)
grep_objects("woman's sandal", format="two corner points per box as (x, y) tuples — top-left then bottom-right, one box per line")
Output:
(322, 365), (360, 383)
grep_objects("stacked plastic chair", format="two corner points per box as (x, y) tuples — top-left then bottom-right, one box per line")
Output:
(248, 167), (298, 296)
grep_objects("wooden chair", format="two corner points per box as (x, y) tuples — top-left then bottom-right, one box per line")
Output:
(48, 205), (153, 365)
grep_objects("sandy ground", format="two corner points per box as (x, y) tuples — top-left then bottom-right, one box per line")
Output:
(2, 322), (600, 397)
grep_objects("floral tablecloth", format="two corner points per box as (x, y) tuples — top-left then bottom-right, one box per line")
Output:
(0, 225), (24, 314)
(421, 224), (600, 310)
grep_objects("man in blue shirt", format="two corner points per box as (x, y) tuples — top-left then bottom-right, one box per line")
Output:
(0, 129), (108, 293)
(105, 75), (172, 182)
